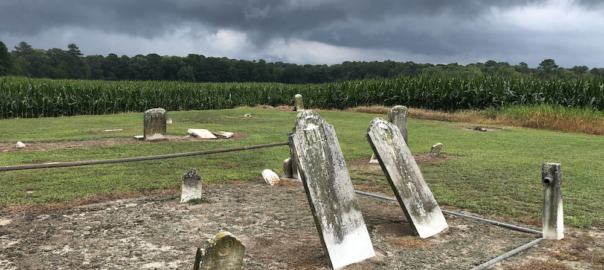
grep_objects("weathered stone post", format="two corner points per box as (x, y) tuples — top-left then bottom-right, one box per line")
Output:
(281, 158), (293, 178)
(143, 108), (167, 141)
(429, 143), (443, 156)
(367, 118), (448, 238)
(542, 163), (564, 240)
(388, 105), (408, 145)
(193, 231), (245, 270)
(181, 168), (202, 203)
(294, 94), (305, 112)
(288, 137), (299, 179)
(290, 110), (375, 269)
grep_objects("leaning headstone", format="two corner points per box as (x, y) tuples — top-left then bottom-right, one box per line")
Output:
(15, 141), (26, 149)
(281, 158), (293, 178)
(294, 94), (305, 112)
(290, 110), (375, 269)
(262, 169), (280, 185)
(542, 163), (564, 240)
(193, 231), (245, 270)
(366, 118), (448, 238)
(429, 143), (443, 156)
(188, 129), (218, 139)
(388, 105), (408, 145)
(181, 168), (202, 203)
(144, 108), (167, 141)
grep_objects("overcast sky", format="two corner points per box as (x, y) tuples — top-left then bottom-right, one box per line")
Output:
(1, 0), (603, 68)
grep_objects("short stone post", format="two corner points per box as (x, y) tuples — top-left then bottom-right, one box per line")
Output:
(193, 231), (245, 270)
(181, 168), (202, 203)
(429, 143), (443, 156)
(542, 163), (564, 240)
(144, 108), (167, 141)
(290, 110), (375, 269)
(294, 94), (305, 112)
(288, 136), (299, 179)
(388, 105), (408, 145)
(281, 158), (293, 178)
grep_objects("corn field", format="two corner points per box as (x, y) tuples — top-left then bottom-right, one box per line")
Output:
(1, 76), (604, 119)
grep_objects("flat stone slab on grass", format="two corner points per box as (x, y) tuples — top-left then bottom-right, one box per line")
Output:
(290, 110), (375, 269)
(367, 117), (448, 238)
(212, 131), (234, 139)
(188, 129), (218, 139)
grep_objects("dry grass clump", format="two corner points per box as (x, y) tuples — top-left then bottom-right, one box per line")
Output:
(386, 237), (432, 249)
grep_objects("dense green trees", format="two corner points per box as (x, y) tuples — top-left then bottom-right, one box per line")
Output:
(1, 40), (603, 83)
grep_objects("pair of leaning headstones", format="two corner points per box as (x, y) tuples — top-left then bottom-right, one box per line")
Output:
(369, 105), (408, 163)
(290, 110), (448, 269)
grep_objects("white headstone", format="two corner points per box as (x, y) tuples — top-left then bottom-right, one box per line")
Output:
(144, 108), (167, 141)
(188, 129), (218, 139)
(388, 105), (408, 145)
(366, 117), (448, 238)
(262, 169), (280, 186)
(15, 141), (26, 148)
(181, 168), (203, 203)
(429, 143), (443, 156)
(294, 94), (305, 112)
(290, 110), (375, 269)
(194, 231), (245, 270)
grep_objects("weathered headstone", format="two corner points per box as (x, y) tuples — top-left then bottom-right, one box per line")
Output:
(294, 94), (305, 112)
(262, 169), (280, 185)
(290, 110), (375, 269)
(388, 105), (408, 145)
(15, 141), (26, 149)
(366, 118), (448, 238)
(166, 112), (173, 124)
(542, 163), (564, 240)
(288, 141), (300, 179)
(193, 231), (245, 270)
(212, 131), (234, 139)
(144, 108), (167, 141)
(188, 129), (218, 139)
(429, 143), (443, 156)
(281, 158), (293, 178)
(181, 168), (202, 203)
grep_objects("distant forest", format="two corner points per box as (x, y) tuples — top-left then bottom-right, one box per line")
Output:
(1, 41), (603, 83)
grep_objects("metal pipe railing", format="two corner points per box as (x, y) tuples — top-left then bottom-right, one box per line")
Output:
(471, 238), (543, 270)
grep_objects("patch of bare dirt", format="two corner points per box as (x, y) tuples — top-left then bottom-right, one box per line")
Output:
(0, 133), (248, 153)
(2, 181), (601, 269)
(454, 126), (503, 132)
(350, 153), (457, 171)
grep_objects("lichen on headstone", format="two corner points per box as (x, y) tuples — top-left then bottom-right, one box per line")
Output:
(193, 231), (245, 270)
(181, 168), (202, 203)
(290, 110), (375, 269)
(143, 108), (167, 141)
(366, 117), (448, 238)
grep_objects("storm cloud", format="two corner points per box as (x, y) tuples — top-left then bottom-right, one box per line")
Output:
(1, 0), (603, 68)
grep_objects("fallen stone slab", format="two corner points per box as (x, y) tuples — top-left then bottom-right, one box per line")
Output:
(290, 110), (375, 269)
(194, 231), (245, 270)
(367, 117), (448, 238)
(262, 169), (280, 186)
(188, 129), (218, 139)
(134, 135), (144, 140)
(212, 131), (234, 139)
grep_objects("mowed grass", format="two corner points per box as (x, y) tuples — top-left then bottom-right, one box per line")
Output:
(0, 108), (603, 229)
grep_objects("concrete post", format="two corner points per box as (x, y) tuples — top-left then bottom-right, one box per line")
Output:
(542, 163), (564, 240)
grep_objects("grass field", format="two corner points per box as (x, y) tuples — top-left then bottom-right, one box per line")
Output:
(1, 107), (603, 229)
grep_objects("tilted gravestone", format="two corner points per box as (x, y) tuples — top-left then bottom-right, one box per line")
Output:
(290, 110), (375, 269)
(181, 168), (203, 203)
(429, 143), (443, 156)
(144, 108), (167, 141)
(369, 105), (408, 163)
(542, 163), (564, 240)
(193, 231), (245, 270)
(294, 94), (305, 112)
(366, 118), (448, 238)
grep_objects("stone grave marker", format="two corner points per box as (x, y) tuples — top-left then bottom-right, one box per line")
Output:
(181, 168), (203, 203)
(281, 158), (293, 178)
(290, 110), (375, 269)
(262, 169), (280, 185)
(188, 129), (218, 139)
(193, 231), (245, 270)
(429, 143), (443, 156)
(294, 94), (305, 112)
(366, 117), (448, 238)
(144, 108), (167, 141)
(542, 163), (564, 240)
(212, 131), (234, 139)
(388, 105), (408, 144)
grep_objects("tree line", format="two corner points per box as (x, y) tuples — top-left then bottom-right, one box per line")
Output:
(1, 41), (603, 83)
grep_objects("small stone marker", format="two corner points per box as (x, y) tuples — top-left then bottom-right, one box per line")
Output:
(366, 118), (448, 238)
(181, 168), (203, 203)
(194, 231), (245, 270)
(389, 105), (408, 144)
(188, 129), (218, 139)
(542, 163), (564, 240)
(212, 131), (234, 139)
(244, 113), (251, 118)
(144, 108), (167, 141)
(15, 141), (25, 148)
(369, 153), (379, 163)
(166, 112), (173, 124)
(134, 135), (144, 140)
(262, 169), (280, 185)
(290, 110), (375, 269)
(281, 158), (293, 178)
(294, 94), (305, 112)
(429, 143), (443, 156)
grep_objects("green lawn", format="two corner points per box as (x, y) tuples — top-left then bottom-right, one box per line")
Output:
(1, 108), (602, 229)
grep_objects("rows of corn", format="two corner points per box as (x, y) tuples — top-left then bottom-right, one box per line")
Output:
(1, 76), (604, 119)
